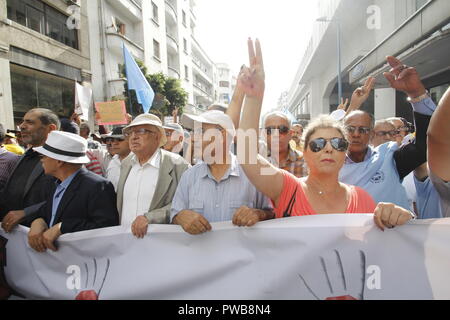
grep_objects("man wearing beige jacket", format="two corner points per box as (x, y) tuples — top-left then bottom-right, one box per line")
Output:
(116, 114), (189, 238)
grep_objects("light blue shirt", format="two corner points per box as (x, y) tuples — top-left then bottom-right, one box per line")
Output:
(170, 153), (272, 223)
(414, 176), (443, 219)
(340, 98), (437, 209)
(50, 169), (81, 226)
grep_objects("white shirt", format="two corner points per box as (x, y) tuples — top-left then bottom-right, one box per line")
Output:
(106, 155), (122, 191)
(121, 150), (161, 227)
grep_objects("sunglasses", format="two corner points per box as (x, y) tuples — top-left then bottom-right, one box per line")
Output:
(346, 126), (371, 135)
(308, 138), (349, 153)
(265, 126), (290, 135)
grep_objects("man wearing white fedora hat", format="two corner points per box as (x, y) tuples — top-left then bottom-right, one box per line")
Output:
(27, 131), (119, 252)
(116, 114), (190, 238)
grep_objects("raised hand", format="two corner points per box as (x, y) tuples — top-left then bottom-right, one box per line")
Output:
(238, 38), (265, 100)
(383, 56), (426, 98)
(348, 77), (376, 112)
(337, 98), (349, 112)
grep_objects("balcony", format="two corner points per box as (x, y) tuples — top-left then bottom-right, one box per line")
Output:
(166, 33), (179, 54)
(106, 32), (145, 61)
(168, 66), (180, 79)
(165, 1), (178, 26)
(105, 0), (142, 22)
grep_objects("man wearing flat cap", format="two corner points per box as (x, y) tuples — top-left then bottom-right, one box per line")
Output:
(28, 131), (119, 252)
(105, 126), (131, 191)
(116, 114), (190, 238)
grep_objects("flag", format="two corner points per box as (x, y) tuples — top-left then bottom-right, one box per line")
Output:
(123, 43), (154, 113)
(74, 83), (92, 121)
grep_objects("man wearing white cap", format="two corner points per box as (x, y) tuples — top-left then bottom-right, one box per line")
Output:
(27, 131), (119, 252)
(116, 114), (190, 238)
(163, 123), (185, 156)
(171, 111), (273, 235)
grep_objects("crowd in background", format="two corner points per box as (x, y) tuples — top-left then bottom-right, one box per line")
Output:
(1, 39), (450, 299)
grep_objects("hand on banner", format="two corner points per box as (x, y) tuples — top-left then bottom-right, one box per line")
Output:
(373, 203), (415, 231)
(173, 210), (212, 235)
(238, 38), (265, 100)
(233, 206), (269, 227)
(131, 215), (149, 239)
(383, 56), (426, 99)
(1, 210), (25, 233)
(28, 219), (49, 253)
(42, 223), (62, 252)
(348, 77), (375, 112)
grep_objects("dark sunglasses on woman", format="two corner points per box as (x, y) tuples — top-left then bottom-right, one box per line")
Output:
(309, 137), (349, 153)
(265, 126), (290, 135)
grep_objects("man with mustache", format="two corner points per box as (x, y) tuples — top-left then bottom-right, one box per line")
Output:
(1, 108), (59, 232)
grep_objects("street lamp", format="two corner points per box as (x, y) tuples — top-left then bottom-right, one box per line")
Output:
(316, 16), (342, 106)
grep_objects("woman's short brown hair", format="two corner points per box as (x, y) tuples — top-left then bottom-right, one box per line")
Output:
(303, 115), (347, 151)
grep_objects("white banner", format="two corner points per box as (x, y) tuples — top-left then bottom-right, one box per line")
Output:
(75, 83), (92, 121)
(1, 215), (450, 300)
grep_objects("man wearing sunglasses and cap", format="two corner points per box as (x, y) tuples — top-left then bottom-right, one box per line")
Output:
(28, 131), (119, 252)
(170, 111), (273, 235)
(105, 126), (131, 191)
(116, 114), (190, 238)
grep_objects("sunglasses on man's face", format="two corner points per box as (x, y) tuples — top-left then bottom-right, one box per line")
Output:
(308, 138), (349, 153)
(265, 126), (290, 135)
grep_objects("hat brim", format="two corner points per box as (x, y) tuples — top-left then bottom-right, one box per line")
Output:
(34, 146), (90, 164)
(181, 113), (220, 129)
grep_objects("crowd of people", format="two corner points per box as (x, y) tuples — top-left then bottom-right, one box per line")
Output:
(0, 38), (449, 298)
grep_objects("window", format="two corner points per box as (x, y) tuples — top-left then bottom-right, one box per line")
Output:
(152, 2), (159, 23)
(182, 10), (187, 26)
(185, 65), (189, 80)
(10, 63), (75, 122)
(6, 0), (78, 50)
(115, 18), (126, 36)
(219, 81), (229, 88)
(183, 38), (188, 53)
(153, 40), (160, 60)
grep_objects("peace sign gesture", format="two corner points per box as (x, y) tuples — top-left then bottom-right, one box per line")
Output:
(238, 38), (265, 100)
(383, 56), (426, 98)
(348, 77), (376, 112)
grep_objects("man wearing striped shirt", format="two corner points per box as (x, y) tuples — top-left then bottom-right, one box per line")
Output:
(171, 111), (273, 235)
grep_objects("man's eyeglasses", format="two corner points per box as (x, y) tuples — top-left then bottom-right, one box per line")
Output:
(265, 126), (290, 135)
(309, 137), (349, 153)
(123, 128), (157, 138)
(346, 126), (371, 135)
(375, 130), (400, 137)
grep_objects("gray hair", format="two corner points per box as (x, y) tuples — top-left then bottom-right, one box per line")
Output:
(29, 108), (61, 130)
(263, 111), (293, 129)
(0, 123), (5, 143)
(345, 110), (375, 129)
(303, 115), (347, 151)
(374, 119), (395, 129)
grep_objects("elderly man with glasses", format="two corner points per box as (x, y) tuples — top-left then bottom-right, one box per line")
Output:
(263, 111), (306, 178)
(116, 114), (190, 238)
(339, 56), (436, 210)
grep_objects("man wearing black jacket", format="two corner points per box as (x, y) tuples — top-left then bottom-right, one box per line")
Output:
(1, 109), (59, 232)
(339, 56), (434, 209)
(28, 131), (119, 252)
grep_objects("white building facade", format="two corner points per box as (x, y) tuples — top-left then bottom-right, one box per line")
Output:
(87, 0), (227, 116)
(287, 0), (450, 125)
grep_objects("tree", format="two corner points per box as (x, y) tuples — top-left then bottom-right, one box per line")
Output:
(120, 60), (188, 120)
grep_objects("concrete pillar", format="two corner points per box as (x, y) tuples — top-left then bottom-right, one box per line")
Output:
(374, 88), (396, 120)
(0, 42), (14, 130)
